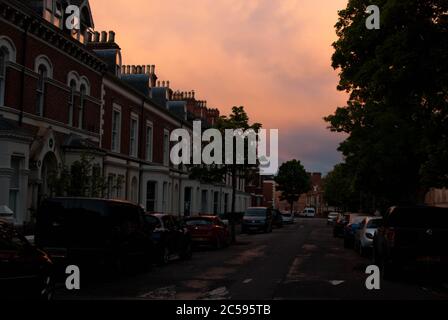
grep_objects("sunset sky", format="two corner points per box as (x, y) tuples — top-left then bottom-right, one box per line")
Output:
(90, 0), (349, 174)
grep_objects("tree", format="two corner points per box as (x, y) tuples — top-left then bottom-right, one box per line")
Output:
(326, 0), (448, 208)
(48, 153), (107, 198)
(323, 163), (359, 212)
(215, 106), (261, 243)
(275, 160), (311, 215)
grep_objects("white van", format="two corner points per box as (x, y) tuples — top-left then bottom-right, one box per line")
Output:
(301, 207), (316, 217)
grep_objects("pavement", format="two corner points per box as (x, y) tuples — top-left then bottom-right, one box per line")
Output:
(56, 218), (448, 300)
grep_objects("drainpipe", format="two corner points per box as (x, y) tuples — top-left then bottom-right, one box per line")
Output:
(138, 99), (145, 207)
(19, 18), (30, 126)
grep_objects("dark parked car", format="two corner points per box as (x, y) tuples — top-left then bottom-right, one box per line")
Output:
(143, 214), (192, 264)
(343, 214), (370, 248)
(35, 198), (154, 272)
(373, 206), (448, 279)
(0, 219), (55, 300)
(333, 213), (349, 237)
(272, 209), (284, 228)
(184, 216), (230, 249)
(242, 207), (273, 234)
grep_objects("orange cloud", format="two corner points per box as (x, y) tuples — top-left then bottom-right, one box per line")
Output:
(90, 0), (349, 172)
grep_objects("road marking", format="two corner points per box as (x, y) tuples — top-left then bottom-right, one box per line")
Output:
(243, 278), (253, 284)
(329, 280), (345, 286)
(200, 286), (230, 300)
(139, 285), (176, 299)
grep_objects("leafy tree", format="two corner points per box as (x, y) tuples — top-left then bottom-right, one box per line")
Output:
(215, 106), (261, 243)
(323, 163), (359, 212)
(48, 153), (107, 198)
(275, 160), (311, 215)
(326, 0), (448, 208)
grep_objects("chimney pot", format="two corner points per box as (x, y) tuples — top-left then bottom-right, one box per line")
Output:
(167, 81), (170, 88)
(162, 81), (165, 87)
(93, 31), (100, 42)
(146, 65), (151, 74)
(157, 81), (160, 87)
(126, 65), (131, 74)
(101, 31), (107, 43)
(86, 32), (93, 43)
(121, 65), (126, 74)
(108, 31), (115, 43)
(141, 65), (146, 74)
(151, 65), (155, 74)
(131, 66), (136, 74)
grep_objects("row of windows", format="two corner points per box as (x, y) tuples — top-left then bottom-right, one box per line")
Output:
(0, 37), (92, 129)
(111, 105), (170, 164)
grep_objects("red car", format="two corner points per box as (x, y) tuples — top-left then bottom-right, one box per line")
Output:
(184, 216), (231, 249)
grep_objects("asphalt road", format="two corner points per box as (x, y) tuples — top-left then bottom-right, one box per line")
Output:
(56, 218), (448, 300)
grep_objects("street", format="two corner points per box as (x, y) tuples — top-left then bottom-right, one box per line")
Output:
(57, 218), (448, 300)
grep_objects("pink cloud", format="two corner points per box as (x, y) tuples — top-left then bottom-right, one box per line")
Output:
(90, 0), (349, 172)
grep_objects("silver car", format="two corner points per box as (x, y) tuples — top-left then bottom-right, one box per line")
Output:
(327, 212), (339, 225)
(354, 217), (383, 255)
(281, 211), (294, 224)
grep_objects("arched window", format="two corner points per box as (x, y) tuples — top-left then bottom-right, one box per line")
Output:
(78, 84), (86, 129)
(0, 48), (7, 106)
(68, 79), (77, 126)
(0, 37), (15, 107)
(36, 64), (47, 116)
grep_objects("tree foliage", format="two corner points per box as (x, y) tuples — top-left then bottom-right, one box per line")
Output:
(326, 0), (448, 208)
(275, 160), (311, 214)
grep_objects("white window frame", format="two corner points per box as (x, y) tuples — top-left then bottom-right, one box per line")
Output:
(145, 121), (153, 162)
(0, 48), (6, 107)
(0, 36), (16, 106)
(163, 129), (170, 166)
(129, 113), (139, 157)
(78, 84), (86, 129)
(111, 104), (122, 152)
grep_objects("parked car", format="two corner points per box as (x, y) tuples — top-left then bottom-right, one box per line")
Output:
(184, 216), (230, 249)
(281, 211), (295, 224)
(344, 214), (370, 248)
(333, 213), (349, 237)
(0, 219), (55, 300)
(354, 217), (383, 255)
(242, 207), (273, 234)
(143, 214), (192, 264)
(373, 206), (448, 280)
(272, 209), (284, 228)
(300, 207), (316, 217)
(35, 198), (154, 272)
(327, 212), (339, 225)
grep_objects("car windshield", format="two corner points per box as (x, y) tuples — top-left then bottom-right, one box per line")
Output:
(366, 219), (382, 228)
(245, 209), (267, 217)
(185, 219), (213, 226)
